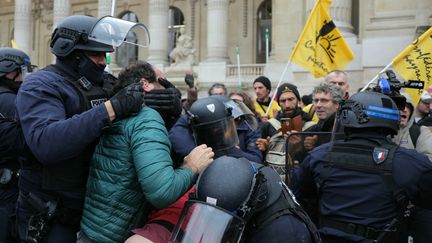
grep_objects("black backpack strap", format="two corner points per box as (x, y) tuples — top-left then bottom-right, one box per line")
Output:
(250, 183), (321, 243)
(409, 123), (421, 147)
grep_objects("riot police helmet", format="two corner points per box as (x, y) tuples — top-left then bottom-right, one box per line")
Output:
(196, 156), (255, 212)
(211, 95), (258, 131)
(340, 91), (400, 135)
(0, 47), (32, 78)
(188, 97), (239, 151)
(50, 15), (114, 57)
(195, 156), (282, 217)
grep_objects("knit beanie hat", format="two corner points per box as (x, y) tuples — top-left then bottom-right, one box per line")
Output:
(276, 83), (301, 104)
(253, 76), (272, 91)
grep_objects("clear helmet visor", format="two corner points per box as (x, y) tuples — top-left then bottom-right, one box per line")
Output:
(89, 16), (150, 48)
(192, 118), (239, 152)
(169, 200), (246, 243)
(224, 100), (258, 131)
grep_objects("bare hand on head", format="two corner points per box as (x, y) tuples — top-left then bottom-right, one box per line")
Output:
(184, 144), (214, 174)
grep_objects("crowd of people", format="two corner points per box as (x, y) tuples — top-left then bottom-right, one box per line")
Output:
(1, 14), (432, 243)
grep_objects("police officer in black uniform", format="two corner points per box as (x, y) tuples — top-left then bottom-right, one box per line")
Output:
(169, 97), (320, 243)
(15, 15), (144, 242)
(0, 47), (32, 242)
(298, 91), (432, 242)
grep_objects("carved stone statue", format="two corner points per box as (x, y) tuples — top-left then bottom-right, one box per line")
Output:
(169, 27), (195, 66)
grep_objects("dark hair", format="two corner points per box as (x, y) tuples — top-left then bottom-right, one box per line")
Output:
(253, 76), (271, 92)
(301, 94), (313, 106)
(228, 91), (257, 115)
(208, 82), (227, 96)
(116, 61), (156, 93)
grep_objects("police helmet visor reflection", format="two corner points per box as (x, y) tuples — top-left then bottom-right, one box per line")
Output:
(192, 118), (239, 151)
(169, 200), (246, 243)
(225, 99), (258, 131)
(89, 16), (150, 48)
(21, 63), (34, 80)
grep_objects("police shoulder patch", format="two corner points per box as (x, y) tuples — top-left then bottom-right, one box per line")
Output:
(373, 147), (389, 164)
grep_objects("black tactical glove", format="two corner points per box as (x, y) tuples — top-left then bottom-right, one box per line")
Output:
(110, 82), (144, 121)
(144, 78), (182, 117)
(184, 73), (194, 88)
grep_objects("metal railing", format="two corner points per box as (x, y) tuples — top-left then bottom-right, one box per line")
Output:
(226, 64), (265, 77)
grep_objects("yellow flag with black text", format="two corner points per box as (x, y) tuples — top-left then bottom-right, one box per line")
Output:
(290, 0), (354, 78)
(392, 26), (432, 105)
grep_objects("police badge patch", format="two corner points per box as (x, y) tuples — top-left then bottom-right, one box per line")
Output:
(206, 104), (215, 113)
(373, 147), (389, 164)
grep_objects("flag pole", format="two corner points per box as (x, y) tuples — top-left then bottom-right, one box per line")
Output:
(111, 0), (116, 16)
(265, 28), (270, 64)
(360, 61), (393, 92)
(236, 47), (243, 90)
(265, 60), (292, 117)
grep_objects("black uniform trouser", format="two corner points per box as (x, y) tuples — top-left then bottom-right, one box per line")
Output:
(16, 175), (82, 243)
(408, 207), (432, 243)
(0, 176), (19, 242)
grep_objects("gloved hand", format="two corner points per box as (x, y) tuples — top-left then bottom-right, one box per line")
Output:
(144, 78), (182, 117)
(184, 73), (194, 88)
(110, 82), (144, 121)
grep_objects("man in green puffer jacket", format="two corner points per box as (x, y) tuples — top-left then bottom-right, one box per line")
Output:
(78, 61), (214, 243)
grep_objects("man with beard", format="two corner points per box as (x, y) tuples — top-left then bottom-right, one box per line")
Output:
(15, 15), (145, 242)
(256, 83), (310, 151)
(0, 47), (33, 242)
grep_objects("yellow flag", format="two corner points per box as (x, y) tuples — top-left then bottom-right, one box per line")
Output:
(392, 26), (432, 105)
(290, 0), (354, 78)
(11, 39), (17, 48)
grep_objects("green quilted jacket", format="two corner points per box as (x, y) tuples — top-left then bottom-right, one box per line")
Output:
(80, 107), (196, 243)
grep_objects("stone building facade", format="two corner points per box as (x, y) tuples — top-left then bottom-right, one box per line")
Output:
(0, 0), (431, 96)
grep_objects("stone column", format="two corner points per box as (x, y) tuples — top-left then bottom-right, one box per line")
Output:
(271, 0), (300, 62)
(330, 0), (354, 37)
(307, 0), (354, 37)
(53, 0), (71, 30)
(98, 0), (113, 18)
(148, 0), (169, 66)
(13, 0), (31, 54)
(206, 0), (229, 62)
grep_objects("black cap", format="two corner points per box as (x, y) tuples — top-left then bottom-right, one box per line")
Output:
(276, 83), (301, 104)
